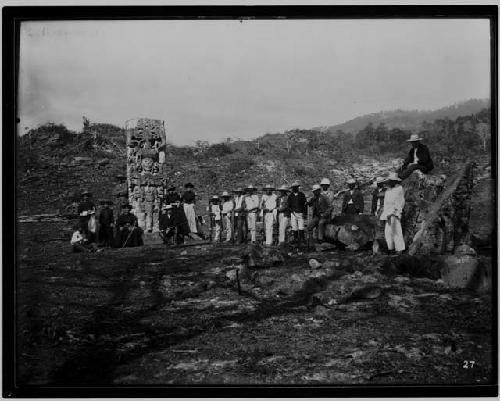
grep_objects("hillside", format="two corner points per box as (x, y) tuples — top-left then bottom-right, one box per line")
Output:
(316, 98), (490, 135)
(16, 105), (491, 216)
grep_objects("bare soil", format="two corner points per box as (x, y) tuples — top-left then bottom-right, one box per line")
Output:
(16, 220), (493, 386)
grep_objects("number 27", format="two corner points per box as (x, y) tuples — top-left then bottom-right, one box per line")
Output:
(463, 360), (475, 369)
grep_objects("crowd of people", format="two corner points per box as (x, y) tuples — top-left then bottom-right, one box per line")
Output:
(71, 133), (433, 256)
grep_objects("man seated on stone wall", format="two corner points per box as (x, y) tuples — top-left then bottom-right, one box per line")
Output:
(114, 204), (144, 247)
(398, 133), (434, 180)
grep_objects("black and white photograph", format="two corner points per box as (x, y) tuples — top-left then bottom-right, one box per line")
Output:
(4, 5), (497, 397)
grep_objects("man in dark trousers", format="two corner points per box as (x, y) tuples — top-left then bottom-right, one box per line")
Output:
(341, 178), (364, 215)
(398, 133), (434, 180)
(164, 185), (190, 240)
(307, 184), (331, 243)
(98, 200), (114, 247)
(114, 204), (143, 247)
(287, 181), (307, 245)
(371, 177), (386, 218)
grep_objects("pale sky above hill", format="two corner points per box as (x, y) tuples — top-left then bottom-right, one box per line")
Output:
(19, 19), (490, 145)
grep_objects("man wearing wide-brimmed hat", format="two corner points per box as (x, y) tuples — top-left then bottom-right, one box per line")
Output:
(114, 204), (144, 248)
(287, 181), (307, 244)
(276, 185), (291, 245)
(163, 185), (190, 243)
(341, 178), (364, 215)
(181, 183), (199, 237)
(380, 172), (405, 254)
(98, 200), (114, 247)
(319, 177), (335, 212)
(307, 184), (331, 243)
(260, 184), (277, 246)
(221, 191), (234, 242)
(398, 132), (434, 180)
(233, 188), (247, 244)
(244, 185), (260, 244)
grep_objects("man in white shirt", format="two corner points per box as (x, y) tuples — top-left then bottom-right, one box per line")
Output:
(277, 185), (290, 245)
(379, 172), (406, 254)
(244, 185), (260, 244)
(209, 195), (222, 242)
(260, 184), (278, 246)
(221, 191), (234, 242)
(70, 224), (99, 253)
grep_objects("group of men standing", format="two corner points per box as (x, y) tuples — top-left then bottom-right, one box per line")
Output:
(71, 133), (432, 256)
(203, 178), (365, 247)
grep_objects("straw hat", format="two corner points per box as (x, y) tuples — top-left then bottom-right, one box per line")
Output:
(347, 178), (356, 185)
(312, 184), (321, 191)
(211, 195), (219, 200)
(222, 191), (230, 197)
(386, 172), (402, 182)
(320, 178), (331, 185)
(262, 184), (275, 191)
(245, 184), (256, 191)
(278, 185), (289, 192)
(234, 188), (243, 193)
(407, 133), (423, 142)
(163, 204), (173, 210)
(290, 181), (300, 188)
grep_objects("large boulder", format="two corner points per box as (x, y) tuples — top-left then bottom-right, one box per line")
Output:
(324, 214), (379, 250)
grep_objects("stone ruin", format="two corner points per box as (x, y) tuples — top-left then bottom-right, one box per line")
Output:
(125, 118), (167, 232)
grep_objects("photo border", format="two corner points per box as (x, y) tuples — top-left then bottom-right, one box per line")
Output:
(3, 4), (498, 398)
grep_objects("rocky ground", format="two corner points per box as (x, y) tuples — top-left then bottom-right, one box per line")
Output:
(16, 218), (493, 386)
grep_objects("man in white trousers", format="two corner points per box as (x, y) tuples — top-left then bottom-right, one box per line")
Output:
(221, 191), (234, 242)
(379, 172), (406, 254)
(287, 181), (307, 245)
(277, 185), (290, 245)
(244, 185), (260, 244)
(260, 184), (277, 246)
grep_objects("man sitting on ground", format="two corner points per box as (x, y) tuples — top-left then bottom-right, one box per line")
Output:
(159, 204), (177, 245)
(70, 223), (100, 253)
(398, 132), (434, 180)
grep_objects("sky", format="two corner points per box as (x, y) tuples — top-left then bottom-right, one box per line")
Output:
(18, 19), (490, 145)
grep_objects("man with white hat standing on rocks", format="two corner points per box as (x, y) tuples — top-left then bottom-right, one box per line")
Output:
(380, 172), (406, 254)
(287, 181), (307, 245)
(341, 178), (364, 215)
(398, 132), (434, 180)
(260, 184), (278, 246)
(221, 191), (234, 242)
(277, 185), (290, 245)
(244, 185), (260, 244)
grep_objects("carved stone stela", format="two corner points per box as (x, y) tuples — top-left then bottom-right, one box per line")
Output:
(125, 118), (167, 232)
